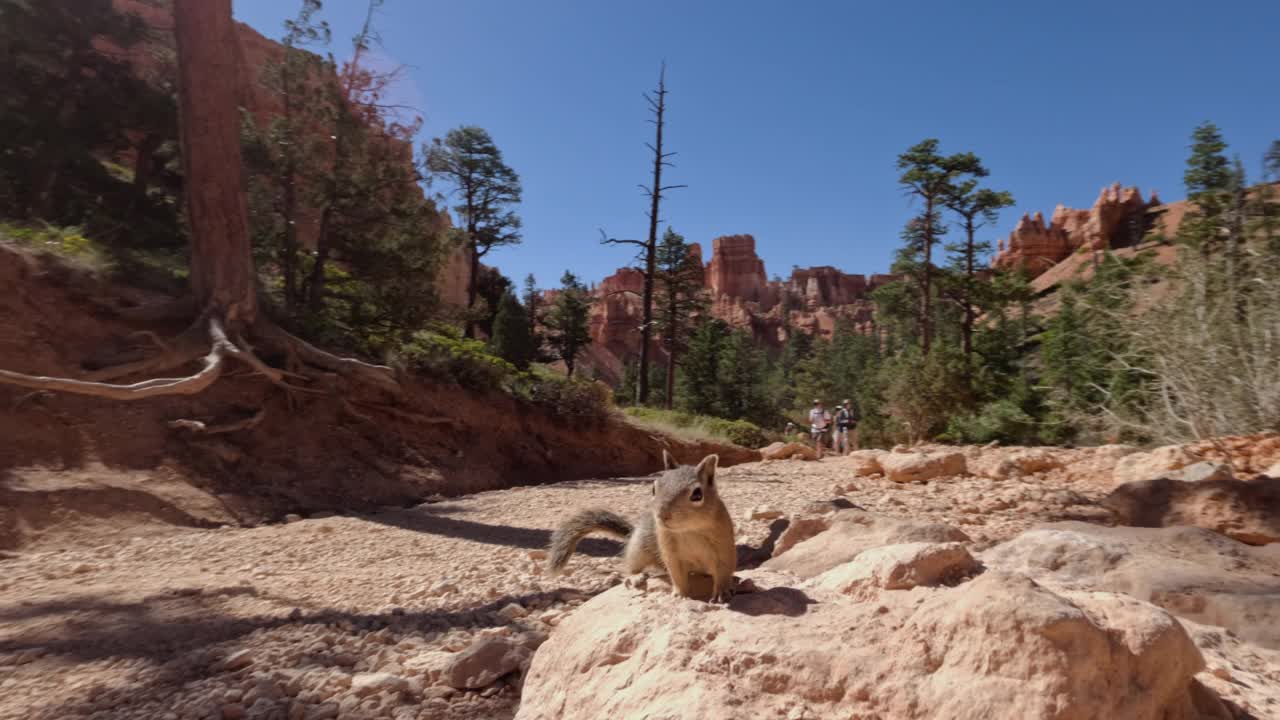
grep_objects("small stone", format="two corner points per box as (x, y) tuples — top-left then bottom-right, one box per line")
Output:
(750, 507), (785, 521)
(497, 602), (527, 621)
(221, 703), (246, 720)
(284, 514), (303, 523)
(350, 672), (408, 696)
(527, 549), (547, 561)
(445, 636), (532, 689)
(221, 649), (254, 671)
(1168, 461), (1234, 483)
(1211, 667), (1233, 681)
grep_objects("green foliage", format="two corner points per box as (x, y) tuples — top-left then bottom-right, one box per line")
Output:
(512, 366), (612, 423)
(545, 271), (593, 377)
(490, 292), (536, 370)
(403, 328), (518, 390)
(0, 0), (180, 244)
(400, 329), (609, 421)
(624, 407), (768, 448)
(1, 222), (103, 264)
(425, 127), (522, 328)
(880, 345), (972, 443)
(944, 398), (1037, 445)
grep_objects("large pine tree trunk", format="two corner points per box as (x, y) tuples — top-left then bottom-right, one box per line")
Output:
(173, 0), (257, 327)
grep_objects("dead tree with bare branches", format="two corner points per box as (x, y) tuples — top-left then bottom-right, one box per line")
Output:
(602, 63), (686, 405)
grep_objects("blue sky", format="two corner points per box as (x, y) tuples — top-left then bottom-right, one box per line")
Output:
(234, 0), (1280, 290)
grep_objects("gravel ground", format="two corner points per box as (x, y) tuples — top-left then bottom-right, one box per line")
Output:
(0, 451), (1265, 720)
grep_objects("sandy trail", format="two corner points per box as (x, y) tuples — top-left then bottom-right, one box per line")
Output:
(0, 454), (1271, 719)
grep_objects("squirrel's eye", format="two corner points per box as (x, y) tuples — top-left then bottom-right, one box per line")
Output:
(690, 487), (703, 503)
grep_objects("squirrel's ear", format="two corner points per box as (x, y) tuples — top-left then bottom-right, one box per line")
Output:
(695, 454), (719, 484)
(662, 449), (677, 471)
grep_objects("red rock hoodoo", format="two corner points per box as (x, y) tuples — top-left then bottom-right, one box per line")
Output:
(992, 183), (1160, 279)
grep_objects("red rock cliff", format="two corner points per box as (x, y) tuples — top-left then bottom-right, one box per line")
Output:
(993, 183), (1160, 278)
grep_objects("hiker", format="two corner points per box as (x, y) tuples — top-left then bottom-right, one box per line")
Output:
(834, 398), (859, 453)
(808, 399), (831, 455)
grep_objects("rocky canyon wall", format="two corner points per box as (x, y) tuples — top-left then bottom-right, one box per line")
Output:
(992, 183), (1163, 279)
(579, 233), (891, 384)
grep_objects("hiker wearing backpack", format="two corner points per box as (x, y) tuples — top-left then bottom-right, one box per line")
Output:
(808, 399), (832, 455)
(833, 398), (859, 454)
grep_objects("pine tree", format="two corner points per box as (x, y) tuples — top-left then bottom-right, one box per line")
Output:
(522, 273), (541, 337)
(677, 318), (727, 416)
(1178, 123), (1233, 260)
(546, 271), (593, 378)
(944, 179), (1014, 359)
(255, 0), (330, 315)
(491, 292), (535, 370)
(717, 330), (768, 423)
(654, 227), (707, 408)
(426, 126), (523, 338)
(896, 139), (986, 354)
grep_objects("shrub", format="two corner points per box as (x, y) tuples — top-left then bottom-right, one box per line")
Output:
(880, 346), (972, 444)
(623, 407), (768, 448)
(514, 367), (612, 422)
(0, 222), (109, 269)
(401, 329), (517, 390)
(943, 399), (1036, 445)
(703, 418), (769, 448)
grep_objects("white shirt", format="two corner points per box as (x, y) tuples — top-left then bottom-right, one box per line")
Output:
(809, 408), (831, 430)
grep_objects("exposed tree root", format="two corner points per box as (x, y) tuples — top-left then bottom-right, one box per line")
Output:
(169, 407), (266, 435)
(255, 321), (399, 395)
(0, 301), (400, 412)
(0, 317), (234, 400)
(348, 400), (459, 428)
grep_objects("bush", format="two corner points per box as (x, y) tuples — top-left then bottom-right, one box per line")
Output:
(401, 329), (517, 389)
(1, 222), (109, 269)
(514, 366), (612, 422)
(623, 407), (769, 448)
(703, 418), (769, 448)
(943, 399), (1036, 445)
(880, 346), (972, 444)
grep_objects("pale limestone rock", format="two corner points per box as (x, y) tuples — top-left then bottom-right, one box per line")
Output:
(764, 509), (970, 579)
(516, 565), (1215, 720)
(806, 542), (979, 594)
(880, 451), (966, 483)
(982, 522), (1280, 648)
(1102, 477), (1280, 546)
(1112, 445), (1197, 486)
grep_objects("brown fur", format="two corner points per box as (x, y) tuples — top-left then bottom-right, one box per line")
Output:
(546, 451), (736, 602)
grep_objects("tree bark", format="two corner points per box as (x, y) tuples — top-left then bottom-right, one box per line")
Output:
(465, 233), (480, 338)
(307, 205), (332, 314)
(174, 0), (257, 328)
(961, 215), (975, 359)
(637, 69), (668, 405)
(921, 195), (934, 355)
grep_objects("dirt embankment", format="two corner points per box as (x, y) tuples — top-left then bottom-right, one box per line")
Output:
(0, 244), (757, 550)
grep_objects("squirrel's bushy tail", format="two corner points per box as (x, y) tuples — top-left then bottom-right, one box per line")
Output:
(547, 509), (633, 575)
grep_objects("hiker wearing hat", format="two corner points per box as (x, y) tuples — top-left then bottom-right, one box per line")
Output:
(833, 398), (860, 454)
(808, 399), (832, 455)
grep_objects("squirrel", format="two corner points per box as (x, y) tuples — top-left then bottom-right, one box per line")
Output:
(546, 451), (736, 602)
